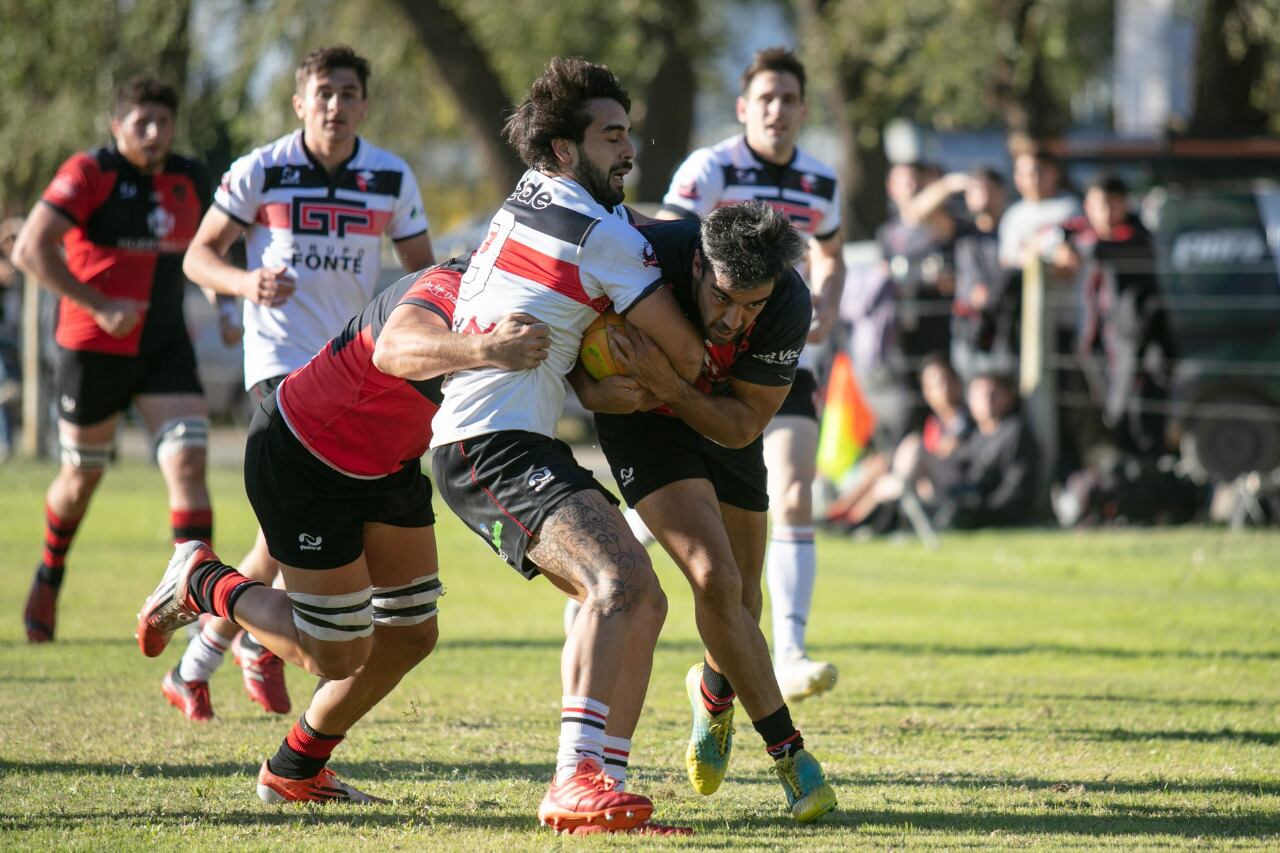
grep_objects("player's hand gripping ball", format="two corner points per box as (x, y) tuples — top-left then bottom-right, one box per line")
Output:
(579, 310), (628, 380)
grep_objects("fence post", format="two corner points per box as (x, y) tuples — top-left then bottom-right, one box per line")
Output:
(1020, 258), (1058, 515)
(19, 275), (50, 458)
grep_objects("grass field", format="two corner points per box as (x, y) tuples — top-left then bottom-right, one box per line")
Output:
(1, 457), (1278, 850)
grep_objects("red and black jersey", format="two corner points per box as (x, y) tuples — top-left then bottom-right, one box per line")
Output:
(41, 145), (209, 355)
(276, 260), (465, 478)
(635, 219), (812, 417)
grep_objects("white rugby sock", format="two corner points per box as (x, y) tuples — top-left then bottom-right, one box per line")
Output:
(556, 695), (608, 783)
(602, 734), (631, 790)
(766, 525), (817, 662)
(178, 621), (232, 683)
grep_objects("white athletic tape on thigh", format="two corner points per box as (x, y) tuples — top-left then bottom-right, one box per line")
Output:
(60, 440), (114, 470)
(288, 587), (373, 642)
(154, 416), (209, 461)
(371, 573), (443, 625)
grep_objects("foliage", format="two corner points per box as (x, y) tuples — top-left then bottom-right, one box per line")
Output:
(0, 457), (1278, 849)
(0, 0), (192, 215)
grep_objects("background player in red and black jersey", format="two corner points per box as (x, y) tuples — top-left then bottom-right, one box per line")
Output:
(136, 261), (549, 802)
(12, 76), (213, 644)
(568, 203), (837, 823)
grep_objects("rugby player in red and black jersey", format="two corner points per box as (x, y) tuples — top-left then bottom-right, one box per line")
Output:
(12, 76), (213, 645)
(136, 259), (549, 802)
(658, 49), (845, 703)
(568, 203), (836, 822)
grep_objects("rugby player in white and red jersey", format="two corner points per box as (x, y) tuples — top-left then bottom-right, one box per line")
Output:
(172, 45), (436, 722)
(428, 57), (704, 835)
(136, 259), (551, 802)
(657, 48), (845, 704)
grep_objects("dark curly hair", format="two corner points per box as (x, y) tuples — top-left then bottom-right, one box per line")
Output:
(503, 57), (631, 172)
(701, 202), (806, 289)
(295, 45), (371, 98)
(112, 75), (178, 118)
(740, 47), (806, 98)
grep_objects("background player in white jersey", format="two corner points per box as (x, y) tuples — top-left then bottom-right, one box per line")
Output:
(430, 57), (703, 835)
(657, 48), (845, 702)
(173, 45), (435, 722)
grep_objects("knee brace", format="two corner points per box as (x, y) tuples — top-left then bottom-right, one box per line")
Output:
(288, 587), (374, 642)
(154, 416), (209, 462)
(60, 439), (114, 470)
(372, 573), (443, 626)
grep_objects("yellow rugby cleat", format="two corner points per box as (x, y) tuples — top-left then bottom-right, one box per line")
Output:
(684, 663), (734, 795)
(772, 748), (837, 822)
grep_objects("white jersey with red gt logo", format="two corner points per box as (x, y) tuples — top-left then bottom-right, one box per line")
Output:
(214, 130), (429, 387)
(430, 169), (664, 446)
(659, 134), (841, 240)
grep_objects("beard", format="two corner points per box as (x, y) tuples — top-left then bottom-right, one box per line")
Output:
(574, 148), (625, 208)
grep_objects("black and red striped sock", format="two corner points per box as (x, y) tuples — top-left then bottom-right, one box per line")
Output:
(754, 704), (805, 759)
(171, 507), (213, 546)
(186, 557), (261, 620)
(700, 661), (735, 715)
(38, 502), (83, 588)
(268, 715), (345, 780)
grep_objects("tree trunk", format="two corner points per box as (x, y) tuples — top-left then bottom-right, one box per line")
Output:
(1188, 0), (1269, 137)
(989, 0), (1064, 144)
(634, 0), (696, 203)
(390, 0), (525, 192)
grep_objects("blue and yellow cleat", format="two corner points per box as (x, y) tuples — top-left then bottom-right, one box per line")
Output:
(684, 663), (734, 795)
(772, 748), (837, 822)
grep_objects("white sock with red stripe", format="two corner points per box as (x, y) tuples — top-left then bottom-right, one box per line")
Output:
(556, 695), (608, 784)
(602, 734), (631, 790)
(178, 621), (232, 683)
(766, 524), (818, 662)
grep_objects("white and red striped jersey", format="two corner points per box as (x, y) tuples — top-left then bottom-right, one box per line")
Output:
(659, 134), (841, 241)
(214, 130), (429, 388)
(430, 170), (664, 445)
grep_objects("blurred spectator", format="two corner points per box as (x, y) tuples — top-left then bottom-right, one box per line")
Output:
(999, 148), (1081, 269)
(825, 354), (971, 531)
(1052, 174), (1176, 457)
(0, 216), (24, 459)
(850, 162), (953, 447)
(904, 167), (1016, 380)
(921, 371), (1039, 529)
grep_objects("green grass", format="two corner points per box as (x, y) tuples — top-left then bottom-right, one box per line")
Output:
(1, 457), (1278, 850)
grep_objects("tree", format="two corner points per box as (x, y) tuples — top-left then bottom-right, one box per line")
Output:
(794, 0), (1111, 237)
(0, 0), (194, 215)
(1188, 0), (1274, 137)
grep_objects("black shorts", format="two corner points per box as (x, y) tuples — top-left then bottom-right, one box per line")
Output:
(774, 368), (819, 420)
(55, 337), (203, 425)
(594, 411), (769, 512)
(431, 430), (617, 580)
(244, 392), (434, 570)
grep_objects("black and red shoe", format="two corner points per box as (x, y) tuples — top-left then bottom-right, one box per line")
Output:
(23, 566), (59, 644)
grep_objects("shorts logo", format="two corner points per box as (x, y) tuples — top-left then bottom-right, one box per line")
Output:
(620, 467), (635, 486)
(528, 468), (555, 492)
(60, 394), (76, 413)
(490, 519), (504, 551)
(298, 533), (323, 551)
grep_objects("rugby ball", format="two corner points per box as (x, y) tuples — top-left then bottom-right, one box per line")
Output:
(580, 310), (627, 380)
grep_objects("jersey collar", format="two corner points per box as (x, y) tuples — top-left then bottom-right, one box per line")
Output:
(300, 131), (362, 186)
